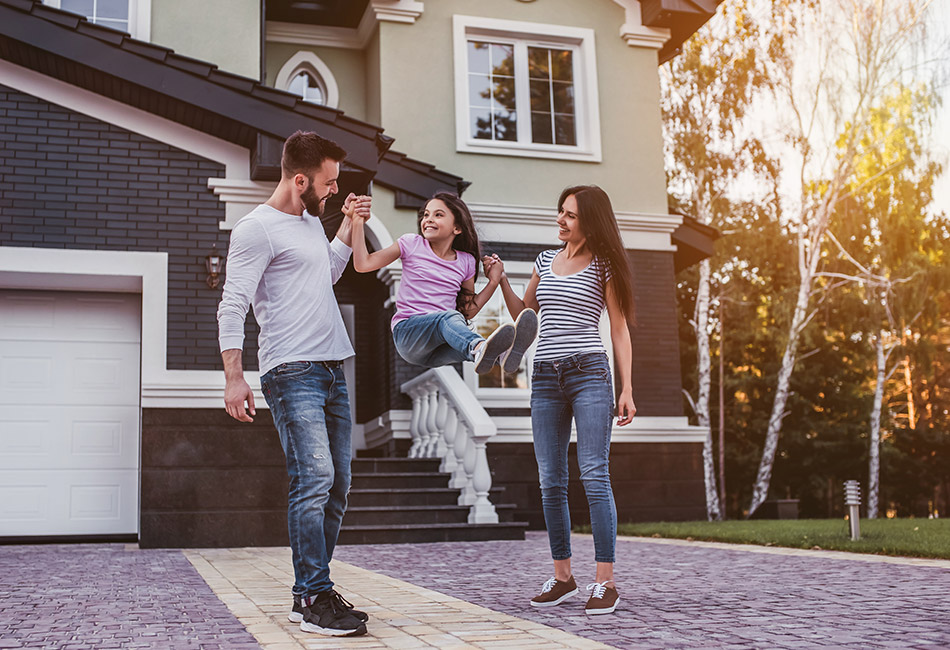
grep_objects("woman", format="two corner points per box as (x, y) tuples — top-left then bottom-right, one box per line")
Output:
(491, 185), (636, 616)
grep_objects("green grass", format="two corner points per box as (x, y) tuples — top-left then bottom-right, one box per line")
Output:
(576, 519), (950, 559)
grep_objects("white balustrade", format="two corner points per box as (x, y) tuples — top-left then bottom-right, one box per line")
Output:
(401, 367), (499, 524)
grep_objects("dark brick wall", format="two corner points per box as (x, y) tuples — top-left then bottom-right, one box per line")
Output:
(0, 85), (255, 371)
(488, 441), (705, 527)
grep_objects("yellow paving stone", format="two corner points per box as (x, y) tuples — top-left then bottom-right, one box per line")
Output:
(184, 547), (611, 650)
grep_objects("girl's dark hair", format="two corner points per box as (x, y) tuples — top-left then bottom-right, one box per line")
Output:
(558, 185), (636, 325)
(417, 192), (481, 314)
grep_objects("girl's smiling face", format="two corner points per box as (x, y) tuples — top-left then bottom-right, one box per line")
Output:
(556, 194), (585, 245)
(420, 199), (461, 243)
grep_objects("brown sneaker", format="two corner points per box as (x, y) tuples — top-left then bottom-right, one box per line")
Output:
(585, 581), (619, 615)
(530, 576), (578, 607)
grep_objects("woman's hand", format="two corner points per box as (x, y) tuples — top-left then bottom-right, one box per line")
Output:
(483, 255), (504, 283)
(616, 390), (636, 426)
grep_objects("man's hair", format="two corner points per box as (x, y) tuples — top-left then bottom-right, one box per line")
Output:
(281, 131), (347, 177)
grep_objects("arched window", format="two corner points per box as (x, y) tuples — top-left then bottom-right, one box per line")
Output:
(287, 70), (326, 105)
(274, 52), (339, 109)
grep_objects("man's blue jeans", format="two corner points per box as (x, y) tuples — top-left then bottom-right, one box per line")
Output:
(531, 352), (617, 563)
(261, 360), (351, 598)
(393, 310), (482, 367)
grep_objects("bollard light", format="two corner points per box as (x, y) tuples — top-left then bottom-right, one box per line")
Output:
(844, 480), (861, 540)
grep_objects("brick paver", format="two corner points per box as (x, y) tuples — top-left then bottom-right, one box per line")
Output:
(0, 544), (261, 650)
(335, 531), (950, 649)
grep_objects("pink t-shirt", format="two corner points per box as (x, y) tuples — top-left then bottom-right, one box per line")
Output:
(392, 234), (476, 329)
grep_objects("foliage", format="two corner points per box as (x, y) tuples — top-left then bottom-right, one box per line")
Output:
(610, 519), (950, 559)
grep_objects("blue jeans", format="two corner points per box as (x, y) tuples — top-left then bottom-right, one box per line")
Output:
(260, 360), (352, 598)
(531, 351), (617, 563)
(393, 310), (482, 368)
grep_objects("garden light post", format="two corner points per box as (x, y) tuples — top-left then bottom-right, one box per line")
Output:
(844, 480), (861, 541)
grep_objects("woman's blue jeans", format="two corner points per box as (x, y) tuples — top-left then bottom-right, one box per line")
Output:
(393, 310), (482, 368)
(531, 351), (617, 563)
(261, 360), (351, 598)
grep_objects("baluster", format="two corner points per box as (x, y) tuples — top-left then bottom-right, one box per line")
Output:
(459, 430), (476, 506)
(430, 393), (449, 458)
(408, 391), (427, 459)
(424, 386), (440, 458)
(439, 406), (459, 476)
(449, 418), (469, 490)
(467, 436), (498, 523)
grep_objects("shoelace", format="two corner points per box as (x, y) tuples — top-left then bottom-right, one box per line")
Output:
(331, 590), (356, 611)
(586, 581), (609, 599)
(539, 577), (558, 594)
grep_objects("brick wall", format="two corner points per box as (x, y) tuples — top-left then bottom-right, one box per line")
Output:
(0, 85), (253, 371)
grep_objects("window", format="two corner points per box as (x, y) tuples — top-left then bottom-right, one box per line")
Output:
(274, 51), (340, 109)
(454, 15), (601, 162)
(45, 0), (149, 40)
(287, 70), (326, 105)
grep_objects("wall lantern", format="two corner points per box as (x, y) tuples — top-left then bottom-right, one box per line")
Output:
(205, 244), (223, 289)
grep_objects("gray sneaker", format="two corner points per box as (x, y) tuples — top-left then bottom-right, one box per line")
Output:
(530, 576), (578, 607)
(500, 308), (538, 374)
(474, 323), (515, 374)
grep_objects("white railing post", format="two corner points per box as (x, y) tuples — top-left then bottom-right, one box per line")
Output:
(401, 367), (498, 524)
(408, 393), (424, 459)
(439, 406), (459, 476)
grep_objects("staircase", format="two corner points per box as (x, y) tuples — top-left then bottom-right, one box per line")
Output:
(339, 366), (529, 545)
(339, 457), (527, 544)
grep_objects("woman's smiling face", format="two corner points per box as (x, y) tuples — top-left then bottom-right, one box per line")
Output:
(556, 193), (585, 245)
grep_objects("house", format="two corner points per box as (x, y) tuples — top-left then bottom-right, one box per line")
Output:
(0, 0), (718, 546)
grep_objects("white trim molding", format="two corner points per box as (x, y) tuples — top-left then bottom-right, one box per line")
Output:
(207, 179), (276, 229)
(468, 201), (681, 251)
(360, 410), (706, 445)
(273, 50), (340, 109)
(611, 0), (671, 50)
(372, 0), (424, 24)
(493, 415), (707, 443)
(452, 15), (602, 163)
(0, 247), (253, 409)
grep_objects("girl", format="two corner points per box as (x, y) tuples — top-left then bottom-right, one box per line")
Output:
(349, 192), (537, 374)
(490, 185), (636, 616)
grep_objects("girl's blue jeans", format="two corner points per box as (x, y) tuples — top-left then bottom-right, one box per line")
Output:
(393, 310), (482, 368)
(531, 351), (617, 563)
(260, 360), (351, 598)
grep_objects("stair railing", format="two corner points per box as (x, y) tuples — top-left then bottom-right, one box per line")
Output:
(401, 367), (498, 524)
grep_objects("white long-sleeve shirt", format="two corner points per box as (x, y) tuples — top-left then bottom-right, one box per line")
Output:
(217, 204), (354, 375)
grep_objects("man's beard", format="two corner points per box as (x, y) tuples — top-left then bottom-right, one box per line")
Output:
(301, 183), (327, 216)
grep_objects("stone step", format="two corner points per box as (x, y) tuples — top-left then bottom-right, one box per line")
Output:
(350, 472), (451, 490)
(351, 458), (442, 474)
(347, 487), (507, 508)
(343, 504), (519, 526)
(337, 521), (528, 545)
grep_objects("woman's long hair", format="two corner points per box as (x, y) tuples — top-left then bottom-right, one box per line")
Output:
(417, 192), (481, 314)
(558, 185), (636, 325)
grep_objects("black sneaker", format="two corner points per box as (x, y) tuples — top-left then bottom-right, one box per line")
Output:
(290, 592), (368, 624)
(299, 591), (367, 637)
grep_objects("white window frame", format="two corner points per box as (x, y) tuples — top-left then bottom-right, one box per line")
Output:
(452, 15), (602, 163)
(44, 0), (151, 41)
(274, 51), (340, 109)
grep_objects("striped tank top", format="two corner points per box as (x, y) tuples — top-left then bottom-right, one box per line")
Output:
(533, 248), (612, 361)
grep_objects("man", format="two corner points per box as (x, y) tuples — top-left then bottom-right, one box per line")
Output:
(217, 131), (371, 637)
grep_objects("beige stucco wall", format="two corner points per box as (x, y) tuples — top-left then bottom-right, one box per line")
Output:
(151, 0), (261, 79)
(265, 43), (368, 121)
(375, 0), (669, 216)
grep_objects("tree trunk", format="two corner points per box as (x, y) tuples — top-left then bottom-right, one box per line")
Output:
(695, 259), (722, 520)
(868, 330), (886, 519)
(748, 240), (814, 516)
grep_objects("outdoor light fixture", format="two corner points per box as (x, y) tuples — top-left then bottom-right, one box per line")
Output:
(205, 245), (223, 289)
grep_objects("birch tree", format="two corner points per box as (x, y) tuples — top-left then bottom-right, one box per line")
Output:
(747, 0), (933, 516)
(662, 0), (778, 520)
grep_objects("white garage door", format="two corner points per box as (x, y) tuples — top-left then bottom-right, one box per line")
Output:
(0, 289), (141, 537)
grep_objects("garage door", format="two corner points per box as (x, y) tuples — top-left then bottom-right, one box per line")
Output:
(0, 289), (141, 537)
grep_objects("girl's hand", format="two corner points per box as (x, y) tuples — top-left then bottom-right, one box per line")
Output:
(484, 255), (504, 283)
(616, 391), (636, 426)
(343, 193), (372, 221)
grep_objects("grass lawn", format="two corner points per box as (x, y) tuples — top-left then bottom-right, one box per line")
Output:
(595, 519), (950, 559)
